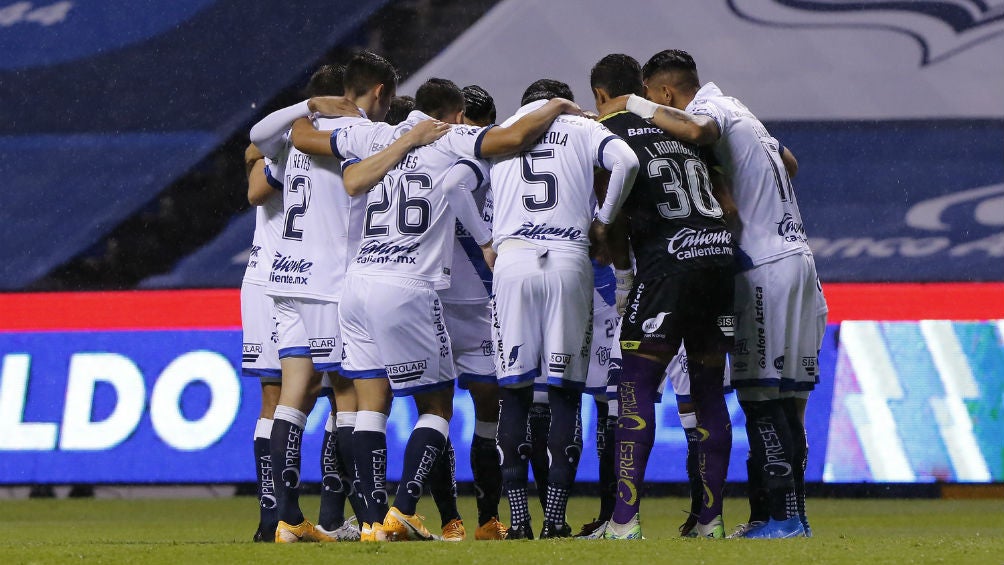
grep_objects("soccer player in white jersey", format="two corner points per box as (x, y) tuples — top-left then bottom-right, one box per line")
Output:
(323, 78), (580, 542)
(618, 49), (827, 538)
(489, 79), (639, 539)
(242, 142), (285, 542)
(248, 52), (445, 543)
(243, 64), (369, 542)
(429, 83), (507, 541)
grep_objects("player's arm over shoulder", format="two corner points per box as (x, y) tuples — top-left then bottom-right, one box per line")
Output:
(341, 119), (450, 196)
(477, 97), (582, 158)
(614, 94), (720, 146)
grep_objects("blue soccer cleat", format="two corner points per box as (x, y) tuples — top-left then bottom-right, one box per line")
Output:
(742, 516), (805, 539)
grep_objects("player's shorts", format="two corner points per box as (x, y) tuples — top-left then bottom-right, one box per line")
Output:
(442, 300), (495, 389)
(730, 252), (828, 400)
(272, 295), (342, 373)
(492, 244), (592, 390)
(620, 267), (735, 357)
(663, 342), (733, 404)
(586, 289), (620, 399)
(240, 282), (281, 382)
(339, 274), (456, 397)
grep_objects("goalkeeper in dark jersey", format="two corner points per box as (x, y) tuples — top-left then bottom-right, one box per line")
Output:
(589, 54), (737, 540)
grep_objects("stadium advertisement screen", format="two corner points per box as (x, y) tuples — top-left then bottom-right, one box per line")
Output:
(1, 287), (1002, 485)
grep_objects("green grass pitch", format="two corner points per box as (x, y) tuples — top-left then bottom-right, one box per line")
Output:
(2, 495), (1002, 564)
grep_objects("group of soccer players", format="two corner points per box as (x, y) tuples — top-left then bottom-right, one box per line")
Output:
(240, 46), (826, 543)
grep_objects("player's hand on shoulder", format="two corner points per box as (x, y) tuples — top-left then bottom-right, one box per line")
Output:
(550, 97), (583, 117)
(609, 95), (630, 114)
(582, 110), (600, 121)
(307, 96), (361, 117)
(405, 119), (450, 146)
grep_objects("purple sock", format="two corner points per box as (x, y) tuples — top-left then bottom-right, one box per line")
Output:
(611, 354), (662, 524)
(689, 360), (732, 524)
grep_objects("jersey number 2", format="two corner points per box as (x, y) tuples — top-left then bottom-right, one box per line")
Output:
(282, 175), (310, 241)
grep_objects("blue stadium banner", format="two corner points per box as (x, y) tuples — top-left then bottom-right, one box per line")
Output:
(1, 290), (1002, 484)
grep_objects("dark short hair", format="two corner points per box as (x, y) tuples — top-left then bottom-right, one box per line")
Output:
(304, 64), (345, 97)
(642, 49), (700, 89)
(415, 78), (465, 120)
(462, 84), (496, 125)
(385, 96), (416, 126)
(521, 78), (574, 106)
(589, 54), (643, 98)
(343, 51), (398, 98)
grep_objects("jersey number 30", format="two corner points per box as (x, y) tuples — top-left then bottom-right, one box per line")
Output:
(647, 157), (722, 220)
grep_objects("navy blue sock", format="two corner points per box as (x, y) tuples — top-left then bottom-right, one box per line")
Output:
(317, 418), (346, 530)
(470, 432), (503, 525)
(393, 416), (448, 516)
(544, 386), (583, 525)
(527, 401), (551, 512)
(269, 408), (306, 525)
(336, 425), (366, 520)
(253, 420), (278, 533)
(498, 386), (533, 526)
(782, 398), (808, 519)
(741, 400), (797, 521)
(353, 417), (389, 524)
(428, 439), (462, 526)
(747, 452), (769, 523)
(595, 402), (617, 522)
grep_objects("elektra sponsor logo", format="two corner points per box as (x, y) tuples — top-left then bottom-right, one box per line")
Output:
(666, 227), (733, 260)
(728, 0), (1004, 65)
(811, 183), (1004, 261)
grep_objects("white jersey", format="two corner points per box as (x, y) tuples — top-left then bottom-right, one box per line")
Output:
(267, 115), (367, 301)
(687, 82), (811, 267)
(490, 100), (620, 253)
(243, 155), (286, 286)
(439, 161), (494, 303)
(335, 110), (489, 283)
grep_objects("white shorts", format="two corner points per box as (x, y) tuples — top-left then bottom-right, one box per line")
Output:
(730, 252), (828, 400)
(272, 296), (342, 373)
(585, 289), (619, 398)
(443, 300), (496, 389)
(240, 282), (281, 382)
(491, 246), (592, 390)
(340, 274), (456, 397)
(664, 342), (733, 404)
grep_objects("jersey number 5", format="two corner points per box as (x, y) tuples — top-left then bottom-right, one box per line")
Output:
(521, 149), (558, 211)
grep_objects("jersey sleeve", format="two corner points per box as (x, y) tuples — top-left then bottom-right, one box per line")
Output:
(250, 100), (309, 159)
(332, 120), (378, 162)
(589, 121), (621, 170)
(688, 97), (727, 134)
(441, 124), (493, 159)
(595, 136), (640, 224)
(443, 159), (492, 246)
(263, 156), (284, 190)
